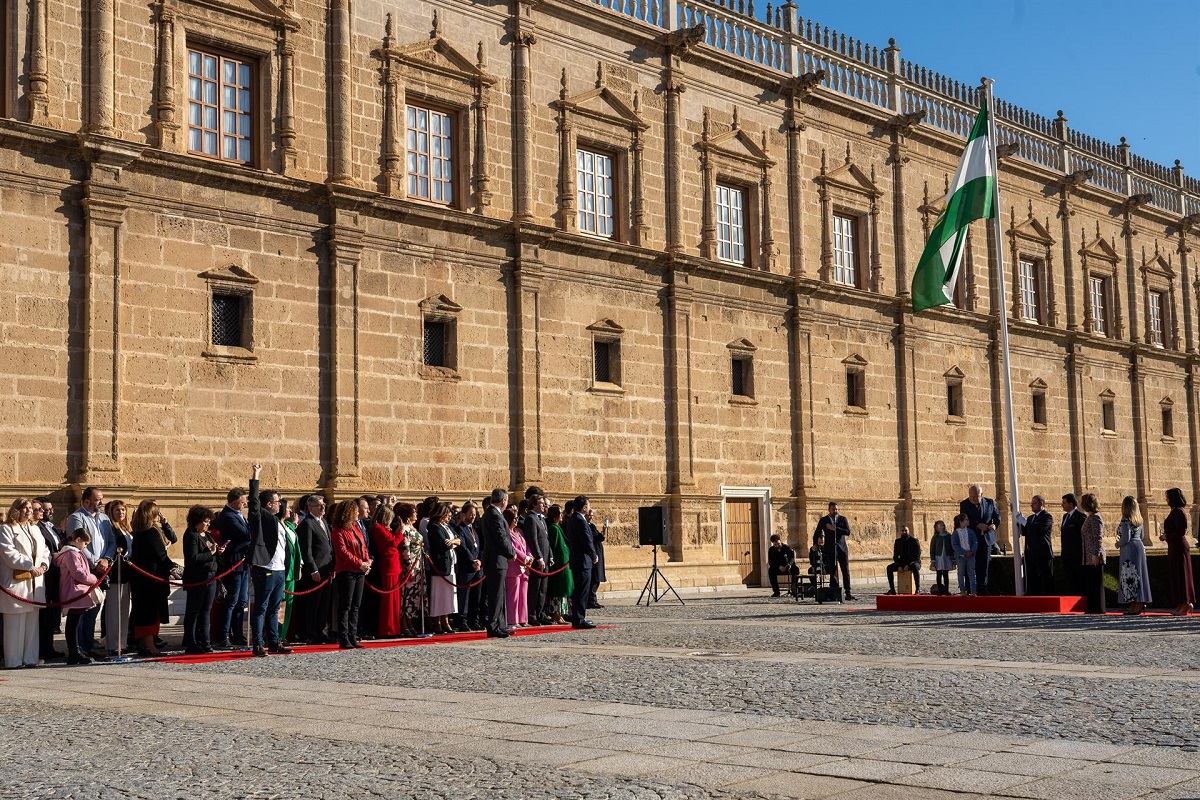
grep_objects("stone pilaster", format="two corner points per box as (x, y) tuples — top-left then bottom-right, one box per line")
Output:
(664, 266), (696, 560)
(511, 242), (544, 486)
(325, 199), (364, 489)
(1130, 351), (1152, 512)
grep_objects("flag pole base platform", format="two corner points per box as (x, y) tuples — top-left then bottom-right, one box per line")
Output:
(875, 594), (1085, 614)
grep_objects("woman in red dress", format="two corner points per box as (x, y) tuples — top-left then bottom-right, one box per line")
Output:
(370, 504), (405, 637)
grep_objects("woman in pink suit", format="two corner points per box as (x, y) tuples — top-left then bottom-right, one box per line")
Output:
(504, 507), (534, 627)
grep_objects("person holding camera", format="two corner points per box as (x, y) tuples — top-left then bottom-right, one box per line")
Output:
(181, 505), (221, 654)
(766, 534), (799, 597)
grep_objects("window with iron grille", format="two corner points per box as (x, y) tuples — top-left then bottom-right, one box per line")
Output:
(1089, 276), (1109, 335)
(211, 293), (245, 348)
(407, 105), (454, 204)
(423, 320), (449, 368)
(832, 214), (858, 287)
(715, 184), (745, 264)
(1018, 259), (1040, 322)
(187, 48), (253, 163)
(731, 355), (753, 399)
(577, 148), (614, 237)
(1149, 291), (1165, 347)
(591, 338), (625, 387)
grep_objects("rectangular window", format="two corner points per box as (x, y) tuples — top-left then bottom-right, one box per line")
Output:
(407, 105), (454, 204)
(1018, 259), (1040, 323)
(187, 48), (253, 163)
(947, 382), (963, 418)
(1089, 276), (1108, 335)
(423, 320), (449, 368)
(731, 355), (753, 399)
(832, 214), (858, 287)
(1149, 291), (1165, 347)
(211, 294), (246, 348)
(593, 339), (621, 386)
(576, 148), (614, 237)
(846, 370), (865, 409)
(1102, 398), (1116, 433)
(1032, 391), (1047, 426)
(715, 184), (745, 264)
(1163, 405), (1174, 439)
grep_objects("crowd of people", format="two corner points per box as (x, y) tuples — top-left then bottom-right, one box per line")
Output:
(765, 486), (1197, 616)
(0, 475), (611, 669)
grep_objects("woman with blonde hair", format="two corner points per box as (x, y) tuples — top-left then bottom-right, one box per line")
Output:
(425, 502), (461, 634)
(129, 500), (179, 655)
(370, 503), (405, 638)
(1079, 494), (1106, 614)
(103, 499), (134, 654)
(330, 499), (371, 649)
(1116, 496), (1151, 615)
(0, 498), (50, 668)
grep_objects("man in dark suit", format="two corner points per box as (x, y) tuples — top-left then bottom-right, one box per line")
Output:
(885, 526), (922, 594)
(34, 498), (62, 659)
(765, 534), (799, 597)
(1060, 493), (1086, 596)
(247, 465), (292, 657)
(481, 489), (515, 638)
(566, 495), (597, 629)
(296, 494), (334, 644)
(214, 487), (252, 648)
(454, 501), (484, 631)
(1019, 495), (1055, 596)
(960, 485), (1000, 595)
(522, 493), (551, 625)
(815, 502), (853, 600)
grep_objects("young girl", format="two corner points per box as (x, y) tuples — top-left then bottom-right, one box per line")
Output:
(951, 513), (978, 596)
(54, 529), (100, 665)
(929, 521), (954, 595)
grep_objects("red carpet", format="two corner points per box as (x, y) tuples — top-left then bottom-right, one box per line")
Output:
(876, 594), (1086, 614)
(150, 625), (606, 665)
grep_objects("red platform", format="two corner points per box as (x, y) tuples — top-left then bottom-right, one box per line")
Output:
(875, 594), (1086, 614)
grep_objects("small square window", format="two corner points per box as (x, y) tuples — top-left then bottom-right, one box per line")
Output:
(1032, 391), (1047, 426)
(211, 293), (246, 348)
(731, 355), (754, 399)
(1162, 405), (1174, 439)
(947, 382), (964, 418)
(846, 369), (865, 410)
(594, 339), (621, 386)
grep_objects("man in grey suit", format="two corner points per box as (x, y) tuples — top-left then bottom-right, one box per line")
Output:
(295, 495), (334, 644)
(481, 488), (515, 638)
(522, 493), (551, 625)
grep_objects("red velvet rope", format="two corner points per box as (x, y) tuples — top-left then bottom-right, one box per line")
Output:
(424, 554), (486, 589)
(283, 572), (334, 597)
(525, 562), (569, 577)
(121, 557), (246, 588)
(364, 558), (419, 595)
(0, 561), (114, 609)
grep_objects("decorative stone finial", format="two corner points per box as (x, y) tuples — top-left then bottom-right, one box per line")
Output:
(477, 41), (486, 69)
(383, 13), (393, 48)
(596, 61), (605, 88)
(560, 68), (568, 100)
(732, 106), (740, 129)
(844, 141), (851, 164)
(431, 10), (440, 38)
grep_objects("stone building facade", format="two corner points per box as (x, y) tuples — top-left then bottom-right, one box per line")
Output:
(1, 0), (1198, 589)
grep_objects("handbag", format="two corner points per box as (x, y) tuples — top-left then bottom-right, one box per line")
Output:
(11, 569), (35, 582)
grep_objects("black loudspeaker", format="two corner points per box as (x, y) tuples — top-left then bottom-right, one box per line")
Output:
(638, 506), (666, 546)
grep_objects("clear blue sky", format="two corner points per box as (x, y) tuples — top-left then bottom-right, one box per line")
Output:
(780, 0), (1200, 173)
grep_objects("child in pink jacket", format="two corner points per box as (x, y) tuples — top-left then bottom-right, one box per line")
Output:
(54, 529), (100, 665)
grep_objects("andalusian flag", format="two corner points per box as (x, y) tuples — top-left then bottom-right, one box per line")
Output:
(910, 103), (996, 312)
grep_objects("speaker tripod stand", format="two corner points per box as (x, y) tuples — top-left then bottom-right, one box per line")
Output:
(636, 544), (684, 606)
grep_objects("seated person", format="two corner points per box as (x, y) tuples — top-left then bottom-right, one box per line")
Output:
(766, 534), (800, 597)
(885, 525), (922, 595)
(808, 532), (826, 588)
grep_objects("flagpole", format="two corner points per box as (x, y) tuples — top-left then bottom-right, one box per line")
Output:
(981, 78), (1025, 596)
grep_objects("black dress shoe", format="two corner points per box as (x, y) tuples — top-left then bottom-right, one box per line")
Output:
(351, 641), (365, 649)
(338, 641), (355, 650)
(252, 645), (268, 658)
(886, 589), (897, 595)
(571, 621), (597, 629)
(268, 643), (293, 655)
(154, 637), (167, 648)
(844, 594), (857, 601)
(485, 629), (510, 638)
(66, 653), (92, 665)
(41, 649), (65, 660)
(770, 591), (781, 597)
(213, 639), (233, 650)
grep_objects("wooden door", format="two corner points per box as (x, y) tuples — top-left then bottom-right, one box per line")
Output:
(724, 498), (761, 585)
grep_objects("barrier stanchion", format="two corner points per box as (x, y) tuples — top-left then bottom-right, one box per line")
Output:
(110, 553), (133, 663)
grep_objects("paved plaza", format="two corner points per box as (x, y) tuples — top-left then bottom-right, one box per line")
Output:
(4, 592), (1200, 799)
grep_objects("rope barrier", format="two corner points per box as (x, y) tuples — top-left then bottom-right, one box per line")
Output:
(525, 562), (569, 577)
(0, 561), (114, 609)
(363, 559), (419, 595)
(423, 555), (486, 589)
(283, 572), (334, 597)
(121, 557), (246, 589)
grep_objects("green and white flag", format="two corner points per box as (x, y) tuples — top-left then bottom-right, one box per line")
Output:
(910, 102), (996, 312)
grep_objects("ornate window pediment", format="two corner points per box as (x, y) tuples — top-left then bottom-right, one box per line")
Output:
(420, 294), (462, 316)
(815, 159), (882, 199)
(817, 147), (882, 291)
(944, 365), (965, 381)
(727, 338), (757, 353)
(554, 82), (646, 132)
(587, 318), (625, 335)
(1029, 377), (1048, 391)
(1007, 204), (1058, 327)
(1080, 231), (1120, 264)
(199, 264), (259, 286)
(699, 109), (777, 270)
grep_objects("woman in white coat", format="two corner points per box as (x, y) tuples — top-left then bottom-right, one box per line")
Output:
(0, 498), (51, 668)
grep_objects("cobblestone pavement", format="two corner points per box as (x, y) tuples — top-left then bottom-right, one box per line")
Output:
(3, 591), (1199, 799)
